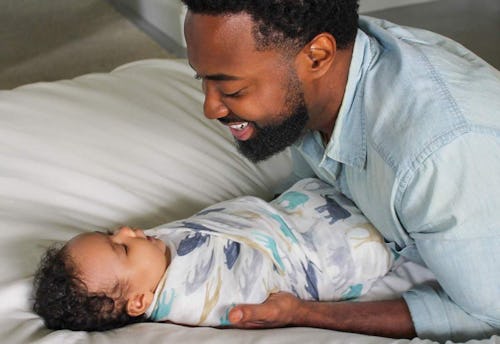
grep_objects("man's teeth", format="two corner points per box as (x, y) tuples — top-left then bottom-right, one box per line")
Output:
(229, 122), (249, 130)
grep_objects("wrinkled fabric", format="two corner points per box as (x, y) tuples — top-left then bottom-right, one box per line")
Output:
(145, 178), (393, 326)
(289, 16), (500, 342)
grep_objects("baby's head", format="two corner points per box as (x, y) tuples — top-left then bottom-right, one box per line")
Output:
(33, 226), (170, 331)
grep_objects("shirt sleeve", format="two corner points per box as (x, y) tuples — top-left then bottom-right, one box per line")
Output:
(398, 132), (500, 342)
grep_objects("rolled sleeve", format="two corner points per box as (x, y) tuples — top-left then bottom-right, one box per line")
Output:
(399, 133), (500, 341)
(404, 283), (498, 342)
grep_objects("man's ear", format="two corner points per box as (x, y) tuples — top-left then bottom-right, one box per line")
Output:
(126, 291), (154, 317)
(296, 33), (336, 80)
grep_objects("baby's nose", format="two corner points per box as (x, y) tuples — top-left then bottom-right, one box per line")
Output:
(113, 226), (134, 238)
(115, 226), (145, 238)
(133, 228), (146, 238)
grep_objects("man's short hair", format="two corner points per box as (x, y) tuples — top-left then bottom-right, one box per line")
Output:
(182, 0), (359, 52)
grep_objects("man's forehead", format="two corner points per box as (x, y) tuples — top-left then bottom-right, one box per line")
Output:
(185, 13), (256, 46)
(184, 12), (260, 73)
(185, 11), (255, 35)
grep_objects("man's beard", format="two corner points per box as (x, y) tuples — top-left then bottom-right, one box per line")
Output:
(236, 77), (309, 162)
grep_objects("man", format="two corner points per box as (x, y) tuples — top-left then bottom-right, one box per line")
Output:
(181, 0), (500, 342)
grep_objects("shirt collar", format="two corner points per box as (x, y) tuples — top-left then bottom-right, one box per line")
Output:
(324, 28), (376, 170)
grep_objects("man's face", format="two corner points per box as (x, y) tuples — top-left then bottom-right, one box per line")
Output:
(184, 12), (309, 162)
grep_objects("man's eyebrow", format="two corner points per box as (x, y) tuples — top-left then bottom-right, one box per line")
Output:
(194, 73), (242, 81)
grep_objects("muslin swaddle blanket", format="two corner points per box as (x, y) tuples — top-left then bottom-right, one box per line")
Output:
(145, 178), (393, 326)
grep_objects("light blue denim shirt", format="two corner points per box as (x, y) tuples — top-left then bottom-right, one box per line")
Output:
(289, 16), (500, 342)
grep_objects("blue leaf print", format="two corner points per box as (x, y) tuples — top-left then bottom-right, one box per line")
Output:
(196, 207), (225, 216)
(301, 260), (319, 300)
(342, 284), (363, 300)
(224, 240), (240, 270)
(277, 191), (309, 210)
(219, 303), (236, 326)
(181, 221), (216, 232)
(253, 232), (285, 272)
(269, 213), (298, 244)
(185, 251), (215, 294)
(151, 289), (175, 320)
(177, 232), (209, 256)
(315, 195), (351, 224)
(238, 250), (263, 298)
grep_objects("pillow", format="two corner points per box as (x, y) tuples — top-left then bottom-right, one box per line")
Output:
(0, 58), (292, 287)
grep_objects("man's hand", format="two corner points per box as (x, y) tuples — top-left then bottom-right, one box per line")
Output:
(228, 293), (416, 338)
(228, 292), (301, 328)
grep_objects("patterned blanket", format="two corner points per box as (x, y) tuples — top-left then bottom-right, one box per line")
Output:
(145, 178), (393, 326)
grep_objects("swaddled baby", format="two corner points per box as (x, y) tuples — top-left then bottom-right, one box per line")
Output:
(33, 178), (393, 331)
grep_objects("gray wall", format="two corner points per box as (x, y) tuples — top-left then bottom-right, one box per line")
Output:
(367, 0), (500, 68)
(107, 0), (186, 56)
(111, 0), (499, 68)
(109, 0), (437, 57)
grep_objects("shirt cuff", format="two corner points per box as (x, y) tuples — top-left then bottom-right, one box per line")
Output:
(403, 284), (497, 342)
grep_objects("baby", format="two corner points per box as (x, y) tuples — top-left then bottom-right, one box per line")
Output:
(33, 178), (394, 331)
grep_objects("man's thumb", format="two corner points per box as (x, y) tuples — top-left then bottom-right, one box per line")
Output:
(228, 306), (244, 323)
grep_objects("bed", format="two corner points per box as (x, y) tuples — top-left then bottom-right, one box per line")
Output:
(0, 58), (497, 344)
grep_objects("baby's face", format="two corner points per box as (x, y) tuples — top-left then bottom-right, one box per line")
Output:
(66, 226), (170, 303)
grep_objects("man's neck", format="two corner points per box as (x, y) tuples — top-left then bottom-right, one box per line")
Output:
(310, 43), (354, 139)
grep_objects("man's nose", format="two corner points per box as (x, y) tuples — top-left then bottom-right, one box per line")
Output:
(203, 82), (229, 120)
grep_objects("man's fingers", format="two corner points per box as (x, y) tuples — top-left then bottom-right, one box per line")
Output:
(229, 304), (266, 326)
(228, 306), (244, 324)
(228, 293), (300, 328)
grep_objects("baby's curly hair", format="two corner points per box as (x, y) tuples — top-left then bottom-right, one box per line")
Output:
(181, 0), (359, 51)
(32, 244), (144, 331)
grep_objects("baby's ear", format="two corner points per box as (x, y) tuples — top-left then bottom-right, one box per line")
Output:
(126, 292), (154, 317)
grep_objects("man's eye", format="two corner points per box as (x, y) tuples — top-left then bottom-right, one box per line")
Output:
(222, 90), (242, 98)
(122, 244), (128, 254)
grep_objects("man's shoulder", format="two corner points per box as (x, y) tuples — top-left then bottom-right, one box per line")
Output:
(364, 89), (497, 181)
(358, 17), (500, 177)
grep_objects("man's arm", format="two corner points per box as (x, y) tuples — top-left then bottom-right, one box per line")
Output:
(228, 292), (416, 339)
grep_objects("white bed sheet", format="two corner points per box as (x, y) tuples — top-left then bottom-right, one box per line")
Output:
(0, 59), (497, 344)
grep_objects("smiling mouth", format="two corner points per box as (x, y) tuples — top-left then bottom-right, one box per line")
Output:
(227, 121), (254, 141)
(217, 117), (254, 141)
(229, 122), (249, 130)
